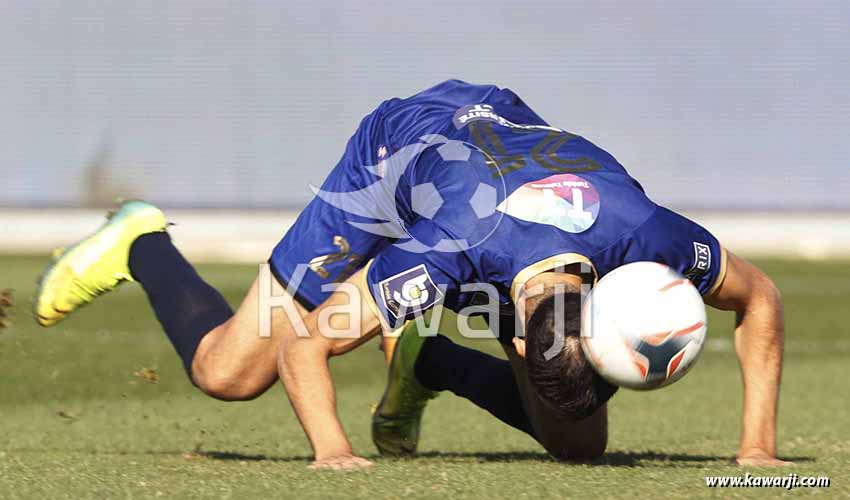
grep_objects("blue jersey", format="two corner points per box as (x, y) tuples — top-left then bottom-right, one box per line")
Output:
(269, 80), (726, 326)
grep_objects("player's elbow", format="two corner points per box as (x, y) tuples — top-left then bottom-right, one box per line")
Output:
(764, 275), (782, 304)
(276, 332), (327, 382)
(749, 272), (783, 314)
(736, 271), (784, 347)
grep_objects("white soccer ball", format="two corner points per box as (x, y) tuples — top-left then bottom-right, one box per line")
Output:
(580, 262), (707, 390)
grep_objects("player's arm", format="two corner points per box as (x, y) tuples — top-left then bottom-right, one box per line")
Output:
(276, 267), (382, 470)
(703, 249), (789, 466)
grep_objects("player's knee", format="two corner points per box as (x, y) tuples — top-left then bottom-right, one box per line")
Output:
(191, 360), (265, 402)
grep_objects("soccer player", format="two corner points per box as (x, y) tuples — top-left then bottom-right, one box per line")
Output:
(34, 80), (787, 469)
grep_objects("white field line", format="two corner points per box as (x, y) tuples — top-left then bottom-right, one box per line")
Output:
(3, 210), (850, 262)
(4, 325), (846, 355)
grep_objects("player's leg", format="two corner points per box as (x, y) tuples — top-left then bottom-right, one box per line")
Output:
(373, 318), (537, 456)
(404, 334), (608, 457)
(33, 200), (368, 402)
(33, 202), (306, 401)
(370, 321), (439, 455)
(129, 233), (309, 400)
(127, 189), (389, 400)
(189, 279), (306, 400)
(401, 314), (607, 459)
(33, 201), (253, 398)
(411, 332), (536, 437)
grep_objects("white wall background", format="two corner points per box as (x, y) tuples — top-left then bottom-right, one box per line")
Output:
(1, 0), (849, 209)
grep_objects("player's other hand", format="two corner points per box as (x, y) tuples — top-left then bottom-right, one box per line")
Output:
(735, 449), (793, 467)
(309, 454), (374, 471)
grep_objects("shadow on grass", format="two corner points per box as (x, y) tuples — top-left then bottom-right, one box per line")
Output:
(195, 449), (815, 467)
(188, 450), (312, 463)
(590, 451), (814, 467)
(21, 447), (813, 468)
(409, 450), (731, 467)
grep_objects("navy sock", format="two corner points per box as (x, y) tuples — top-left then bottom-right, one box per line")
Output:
(128, 232), (233, 377)
(414, 335), (535, 438)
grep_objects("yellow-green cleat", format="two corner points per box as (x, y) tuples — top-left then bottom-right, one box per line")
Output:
(34, 200), (168, 327)
(371, 322), (438, 456)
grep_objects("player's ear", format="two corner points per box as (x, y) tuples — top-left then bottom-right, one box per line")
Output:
(512, 337), (527, 358)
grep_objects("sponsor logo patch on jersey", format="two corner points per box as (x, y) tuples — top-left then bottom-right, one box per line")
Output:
(378, 264), (443, 320)
(495, 173), (600, 233)
(686, 242), (711, 279)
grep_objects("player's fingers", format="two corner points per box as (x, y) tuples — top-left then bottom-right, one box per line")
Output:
(308, 458), (347, 471)
(311, 462), (349, 471)
(735, 457), (793, 467)
(308, 456), (373, 471)
(340, 457), (374, 470)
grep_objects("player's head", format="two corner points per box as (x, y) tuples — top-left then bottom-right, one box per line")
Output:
(520, 290), (618, 420)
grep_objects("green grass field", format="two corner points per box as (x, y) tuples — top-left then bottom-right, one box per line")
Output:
(0, 255), (847, 499)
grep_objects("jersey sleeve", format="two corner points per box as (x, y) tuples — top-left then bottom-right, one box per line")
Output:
(314, 101), (393, 194)
(628, 206), (728, 296)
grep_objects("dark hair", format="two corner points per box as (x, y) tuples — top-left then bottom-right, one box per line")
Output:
(525, 291), (618, 419)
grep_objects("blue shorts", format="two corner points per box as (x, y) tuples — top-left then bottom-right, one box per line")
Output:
(268, 200), (390, 310)
(268, 148), (393, 310)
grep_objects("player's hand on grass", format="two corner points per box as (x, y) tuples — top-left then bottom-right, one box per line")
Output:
(735, 449), (793, 467)
(309, 454), (374, 471)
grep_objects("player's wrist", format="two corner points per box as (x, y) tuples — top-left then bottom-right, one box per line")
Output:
(736, 446), (777, 459)
(312, 437), (355, 461)
(314, 447), (355, 461)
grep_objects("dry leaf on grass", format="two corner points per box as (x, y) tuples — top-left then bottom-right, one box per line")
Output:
(0, 289), (12, 332)
(133, 367), (160, 384)
(56, 410), (77, 421)
(0, 289), (13, 307)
